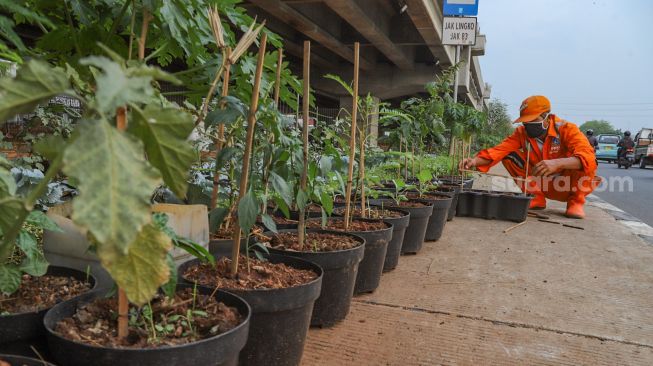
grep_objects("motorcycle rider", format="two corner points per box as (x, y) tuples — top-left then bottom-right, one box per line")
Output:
(617, 131), (635, 161)
(586, 129), (598, 151)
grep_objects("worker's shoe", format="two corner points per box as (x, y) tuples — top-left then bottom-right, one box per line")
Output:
(529, 194), (546, 210)
(565, 200), (585, 219)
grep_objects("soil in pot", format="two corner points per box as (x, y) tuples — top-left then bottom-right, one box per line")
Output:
(405, 193), (452, 242)
(180, 254), (322, 366)
(307, 217), (392, 294)
(258, 214), (298, 232)
(332, 207), (409, 272)
(0, 354), (56, 366)
(0, 266), (96, 359)
(54, 288), (241, 348)
(44, 284), (250, 366)
(373, 200), (433, 255)
(208, 227), (262, 256)
(262, 230), (364, 327)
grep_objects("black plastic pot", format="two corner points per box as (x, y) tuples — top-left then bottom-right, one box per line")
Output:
(333, 206), (409, 272)
(373, 200), (433, 255)
(436, 185), (462, 221)
(311, 217), (392, 295)
(0, 266), (97, 358)
(455, 190), (532, 222)
(180, 254), (323, 366)
(0, 354), (55, 366)
(208, 238), (250, 257)
(43, 284), (251, 366)
(263, 229), (365, 327)
(420, 194), (453, 242)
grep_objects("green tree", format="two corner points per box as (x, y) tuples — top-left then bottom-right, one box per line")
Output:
(579, 120), (618, 135)
(476, 99), (513, 149)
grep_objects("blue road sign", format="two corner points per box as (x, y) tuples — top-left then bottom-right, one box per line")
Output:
(443, 0), (479, 16)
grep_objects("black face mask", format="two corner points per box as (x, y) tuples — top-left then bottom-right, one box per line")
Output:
(523, 121), (547, 138)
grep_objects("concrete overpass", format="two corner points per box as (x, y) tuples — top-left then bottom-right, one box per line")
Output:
(243, 0), (491, 110)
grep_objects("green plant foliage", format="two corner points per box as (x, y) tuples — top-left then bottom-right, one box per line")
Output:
(0, 60), (73, 123)
(129, 105), (196, 198)
(63, 120), (161, 255)
(98, 223), (172, 306)
(0, 264), (21, 294)
(237, 190), (258, 233)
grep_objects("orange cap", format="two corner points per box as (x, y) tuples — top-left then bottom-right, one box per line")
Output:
(514, 95), (551, 123)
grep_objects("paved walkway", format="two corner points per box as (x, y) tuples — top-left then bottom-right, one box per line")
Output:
(301, 168), (653, 365)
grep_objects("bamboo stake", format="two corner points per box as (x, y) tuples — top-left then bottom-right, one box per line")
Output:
(274, 48), (283, 107)
(343, 42), (360, 230)
(137, 8), (151, 62)
(359, 114), (366, 217)
(210, 48), (232, 211)
(116, 107), (129, 340)
(231, 33), (267, 276)
(459, 169), (529, 182)
(404, 138), (408, 180)
(298, 41), (310, 250)
(397, 138), (402, 178)
(524, 142), (531, 196)
(411, 144), (415, 177)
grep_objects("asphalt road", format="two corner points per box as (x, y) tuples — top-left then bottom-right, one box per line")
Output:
(593, 161), (653, 226)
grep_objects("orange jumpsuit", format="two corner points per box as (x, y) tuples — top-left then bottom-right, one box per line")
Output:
(475, 115), (598, 205)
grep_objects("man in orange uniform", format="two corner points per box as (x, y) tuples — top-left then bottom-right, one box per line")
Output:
(460, 95), (598, 219)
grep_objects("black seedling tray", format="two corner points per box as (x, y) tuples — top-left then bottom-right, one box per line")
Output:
(455, 190), (532, 222)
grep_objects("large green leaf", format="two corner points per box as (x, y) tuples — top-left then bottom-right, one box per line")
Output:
(237, 190), (258, 233)
(98, 223), (172, 306)
(0, 60), (72, 123)
(0, 164), (15, 197)
(0, 264), (21, 295)
(26, 211), (63, 233)
(16, 229), (38, 259)
(0, 196), (26, 237)
(269, 171), (292, 206)
(129, 106), (196, 198)
(63, 120), (161, 253)
(19, 253), (48, 277)
(80, 56), (154, 114)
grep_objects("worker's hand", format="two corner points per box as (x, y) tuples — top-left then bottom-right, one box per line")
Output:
(459, 157), (477, 171)
(532, 159), (561, 176)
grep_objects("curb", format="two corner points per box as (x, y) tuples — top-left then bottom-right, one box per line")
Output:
(586, 194), (653, 245)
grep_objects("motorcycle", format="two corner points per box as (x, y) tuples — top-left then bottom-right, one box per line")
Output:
(617, 147), (635, 169)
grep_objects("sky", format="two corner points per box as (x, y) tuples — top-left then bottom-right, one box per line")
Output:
(477, 0), (653, 133)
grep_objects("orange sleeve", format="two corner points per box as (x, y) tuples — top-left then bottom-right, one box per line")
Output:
(559, 123), (598, 175)
(475, 128), (523, 172)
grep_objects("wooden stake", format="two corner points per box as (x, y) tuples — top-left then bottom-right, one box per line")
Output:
(359, 114), (366, 217)
(274, 48), (283, 107)
(231, 33), (267, 276)
(298, 41), (310, 250)
(503, 220), (527, 233)
(211, 48), (231, 211)
(459, 169), (529, 182)
(411, 144), (415, 177)
(137, 8), (152, 62)
(116, 106), (129, 340)
(343, 42), (360, 230)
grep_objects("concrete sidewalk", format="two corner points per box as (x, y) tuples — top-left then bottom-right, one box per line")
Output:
(302, 169), (653, 365)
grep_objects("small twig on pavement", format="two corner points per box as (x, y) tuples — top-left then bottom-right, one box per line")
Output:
(538, 219), (561, 225)
(562, 223), (585, 230)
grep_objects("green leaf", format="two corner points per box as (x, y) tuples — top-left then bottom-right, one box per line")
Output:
(237, 190), (258, 233)
(34, 135), (67, 161)
(97, 223), (172, 306)
(19, 253), (48, 276)
(80, 56), (154, 114)
(16, 229), (38, 259)
(205, 96), (248, 129)
(209, 207), (229, 233)
(0, 165), (15, 197)
(161, 253), (177, 298)
(296, 189), (309, 210)
(0, 264), (21, 295)
(26, 211), (63, 232)
(417, 170), (432, 184)
(63, 120), (161, 254)
(0, 196), (26, 237)
(269, 171), (292, 206)
(320, 192), (333, 216)
(273, 196), (290, 219)
(129, 106), (196, 198)
(0, 60), (72, 123)
(260, 213), (277, 233)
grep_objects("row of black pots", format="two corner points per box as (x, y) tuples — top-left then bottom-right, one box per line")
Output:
(455, 190), (533, 222)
